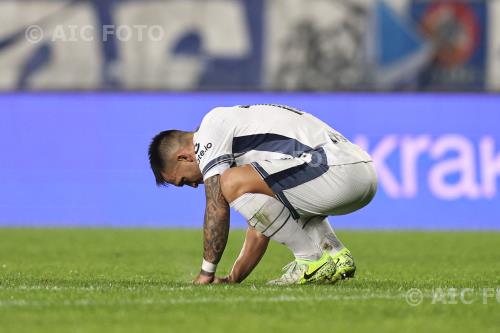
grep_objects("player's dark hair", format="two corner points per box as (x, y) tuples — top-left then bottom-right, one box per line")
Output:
(148, 130), (186, 186)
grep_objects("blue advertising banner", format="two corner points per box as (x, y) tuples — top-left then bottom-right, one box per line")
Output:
(1, 93), (499, 229)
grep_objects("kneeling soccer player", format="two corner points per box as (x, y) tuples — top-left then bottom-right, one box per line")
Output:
(148, 104), (377, 285)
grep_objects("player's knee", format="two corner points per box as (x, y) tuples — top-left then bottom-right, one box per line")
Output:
(220, 168), (239, 202)
(220, 168), (247, 203)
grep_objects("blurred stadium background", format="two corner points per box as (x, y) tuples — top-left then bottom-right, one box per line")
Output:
(1, 0), (498, 229)
(1, 0), (500, 91)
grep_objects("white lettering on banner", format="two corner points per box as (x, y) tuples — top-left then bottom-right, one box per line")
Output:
(429, 135), (480, 200)
(354, 135), (500, 200)
(401, 135), (431, 198)
(480, 136), (500, 199)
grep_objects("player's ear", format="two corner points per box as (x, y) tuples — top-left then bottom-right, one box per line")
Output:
(177, 148), (195, 162)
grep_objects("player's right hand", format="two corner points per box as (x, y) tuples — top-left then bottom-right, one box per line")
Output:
(213, 276), (232, 284)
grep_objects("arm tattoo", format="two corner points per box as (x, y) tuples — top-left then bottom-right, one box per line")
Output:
(203, 175), (230, 264)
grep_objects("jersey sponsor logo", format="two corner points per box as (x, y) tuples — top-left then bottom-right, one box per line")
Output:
(196, 142), (213, 163)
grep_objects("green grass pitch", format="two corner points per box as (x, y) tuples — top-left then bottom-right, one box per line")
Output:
(0, 229), (499, 333)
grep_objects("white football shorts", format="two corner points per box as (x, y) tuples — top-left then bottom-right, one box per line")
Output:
(250, 148), (377, 219)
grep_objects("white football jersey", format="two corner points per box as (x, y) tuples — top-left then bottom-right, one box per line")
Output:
(193, 104), (372, 180)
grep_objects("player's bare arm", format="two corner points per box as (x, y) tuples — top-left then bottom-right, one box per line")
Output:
(193, 174), (230, 284)
(214, 226), (269, 284)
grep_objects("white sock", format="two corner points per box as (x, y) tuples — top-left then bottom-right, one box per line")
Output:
(300, 216), (345, 255)
(230, 193), (322, 261)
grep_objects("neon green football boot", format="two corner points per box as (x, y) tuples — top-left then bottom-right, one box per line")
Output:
(267, 251), (336, 285)
(329, 248), (356, 283)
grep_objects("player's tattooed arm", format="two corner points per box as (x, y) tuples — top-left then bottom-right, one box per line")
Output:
(202, 174), (230, 267)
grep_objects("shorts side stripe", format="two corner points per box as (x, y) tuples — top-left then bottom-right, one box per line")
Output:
(268, 213), (292, 238)
(260, 205), (286, 234)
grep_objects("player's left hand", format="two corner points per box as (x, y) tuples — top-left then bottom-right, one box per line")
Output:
(193, 271), (215, 285)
